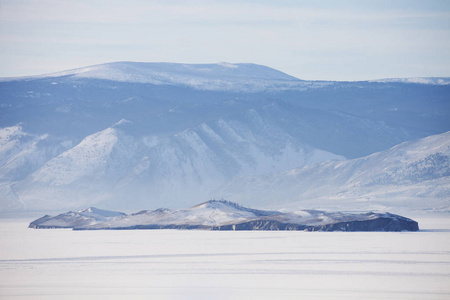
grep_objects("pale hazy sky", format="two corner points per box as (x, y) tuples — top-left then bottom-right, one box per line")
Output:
(1, 0), (449, 80)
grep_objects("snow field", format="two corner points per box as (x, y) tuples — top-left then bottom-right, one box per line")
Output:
(0, 218), (449, 299)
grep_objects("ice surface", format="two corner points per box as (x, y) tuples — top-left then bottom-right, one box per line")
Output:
(0, 218), (449, 299)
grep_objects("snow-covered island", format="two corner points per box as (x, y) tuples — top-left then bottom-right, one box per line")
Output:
(29, 200), (419, 232)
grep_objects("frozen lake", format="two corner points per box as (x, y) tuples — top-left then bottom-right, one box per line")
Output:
(1, 218), (449, 299)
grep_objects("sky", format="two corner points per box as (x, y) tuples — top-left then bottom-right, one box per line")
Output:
(0, 0), (450, 81)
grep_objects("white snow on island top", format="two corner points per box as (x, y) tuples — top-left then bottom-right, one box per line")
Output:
(29, 200), (419, 232)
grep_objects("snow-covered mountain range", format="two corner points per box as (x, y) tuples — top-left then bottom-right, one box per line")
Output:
(1, 62), (449, 213)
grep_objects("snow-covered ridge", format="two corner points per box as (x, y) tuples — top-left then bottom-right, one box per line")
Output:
(54, 62), (300, 81)
(30, 127), (119, 186)
(0, 62), (306, 91)
(2, 62), (448, 89)
(29, 200), (419, 232)
(370, 77), (450, 85)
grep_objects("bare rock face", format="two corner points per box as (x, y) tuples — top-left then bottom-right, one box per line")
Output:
(29, 200), (419, 232)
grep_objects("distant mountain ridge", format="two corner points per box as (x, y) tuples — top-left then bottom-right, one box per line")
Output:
(3, 62), (449, 87)
(370, 77), (450, 85)
(1, 62), (305, 92)
(1, 62), (449, 213)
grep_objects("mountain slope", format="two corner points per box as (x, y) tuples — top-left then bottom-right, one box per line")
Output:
(2, 114), (343, 211)
(214, 132), (450, 214)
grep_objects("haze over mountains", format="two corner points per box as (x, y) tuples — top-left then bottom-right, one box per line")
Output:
(0, 62), (449, 213)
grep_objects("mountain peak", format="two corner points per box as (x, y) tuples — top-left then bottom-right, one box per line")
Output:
(194, 199), (242, 208)
(74, 61), (300, 81)
(77, 207), (126, 218)
(192, 199), (280, 217)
